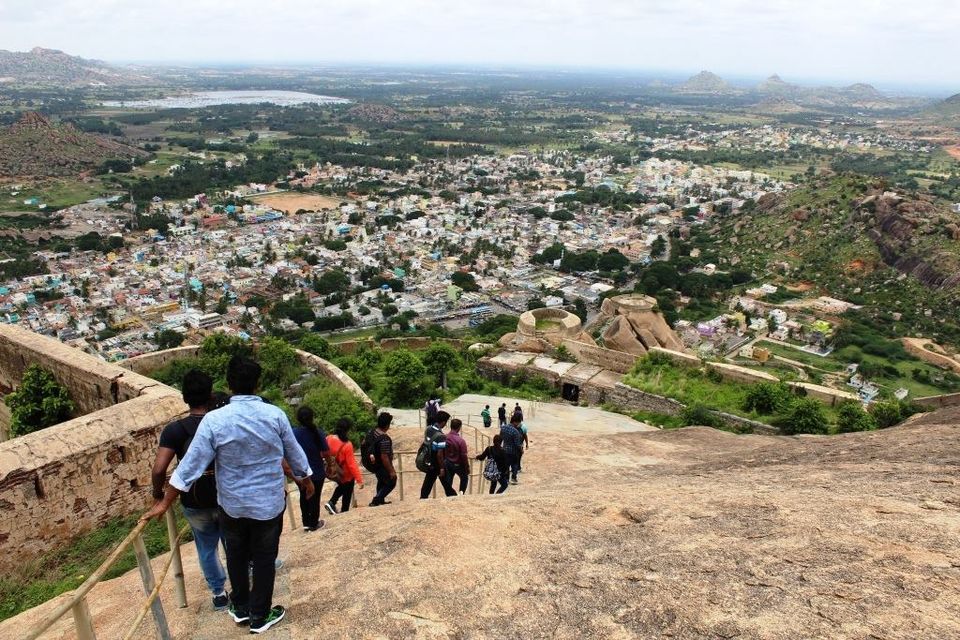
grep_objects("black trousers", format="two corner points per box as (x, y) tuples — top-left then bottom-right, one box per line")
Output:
(420, 467), (457, 499)
(219, 507), (283, 623)
(489, 471), (509, 494)
(329, 480), (355, 512)
(372, 467), (396, 505)
(442, 460), (469, 494)
(298, 475), (323, 528)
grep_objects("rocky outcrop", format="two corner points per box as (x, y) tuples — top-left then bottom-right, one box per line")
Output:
(597, 294), (687, 355)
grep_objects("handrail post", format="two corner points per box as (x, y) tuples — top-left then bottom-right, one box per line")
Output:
(71, 596), (97, 640)
(164, 510), (187, 608)
(397, 454), (404, 501)
(287, 483), (298, 530)
(133, 533), (172, 640)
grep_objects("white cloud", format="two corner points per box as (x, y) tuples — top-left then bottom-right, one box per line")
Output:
(0, 0), (955, 88)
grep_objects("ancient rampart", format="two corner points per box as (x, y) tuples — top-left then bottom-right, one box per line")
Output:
(0, 326), (185, 573)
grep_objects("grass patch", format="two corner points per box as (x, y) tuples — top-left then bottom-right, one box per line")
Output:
(0, 508), (189, 622)
(535, 318), (562, 331)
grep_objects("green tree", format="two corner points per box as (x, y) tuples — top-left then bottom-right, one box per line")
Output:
(743, 383), (793, 415)
(6, 365), (75, 437)
(527, 297), (546, 310)
(155, 329), (184, 350)
(451, 271), (479, 292)
(869, 401), (904, 429)
(258, 336), (302, 389)
(597, 249), (629, 272)
(297, 334), (334, 359)
(314, 269), (350, 295)
(780, 398), (829, 435)
(420, 342), (460, 388)
(382, 349), (430, 407)
(650, 235), (667, 259)
(836, 401), (878, 433)
(299, 381), (374, 444)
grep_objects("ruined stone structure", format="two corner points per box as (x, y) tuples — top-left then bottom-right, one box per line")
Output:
(0, 329), (372, 574)
(498, 308), (595, 354)
(595, 294), (686, 355)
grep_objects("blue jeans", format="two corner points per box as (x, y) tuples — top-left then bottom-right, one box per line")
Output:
(509, 453), (520, 481)
(182, 505), (227, 595)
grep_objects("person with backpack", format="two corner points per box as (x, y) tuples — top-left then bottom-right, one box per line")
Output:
(515, 420), (529, 474)
(513, 403), (524, 423)
(501, 415), (525, 485)
(476, 434), (510, 494)
(442, 418), (470, 495)
(325, 418), (363, 514)
(497, 403), (507, 428)
(481, 405), (492, 429)
(364, 412), (397, 507)
(291, 406), (334, 532)
(424, 397), (441, 427)
(418, 410), (456, 499)
(142, 356), (314, 634)
(150, 370), (228, 611)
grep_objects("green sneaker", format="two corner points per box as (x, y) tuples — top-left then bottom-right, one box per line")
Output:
(249, 605), (285, 634)
(228, 602), (249, 624)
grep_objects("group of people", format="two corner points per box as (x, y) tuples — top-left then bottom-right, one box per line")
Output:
(418, 400), (530, 497)
(142, 358), (529, 635)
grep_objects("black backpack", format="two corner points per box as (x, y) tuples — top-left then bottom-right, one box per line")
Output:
(416, 426), (443, 473)
(360, 429), (380, 472)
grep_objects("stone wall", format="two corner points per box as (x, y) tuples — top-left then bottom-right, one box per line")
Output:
(707, 362), (779, 385)
(561, 340), (639, 374)
(0, 326), (185, 574)
(122, 344), (374, 410)
(787, 382), (858, 407)
(902, 339), (960, 373)
(914, 392), (960, 410)
(606, 383), (686, 416)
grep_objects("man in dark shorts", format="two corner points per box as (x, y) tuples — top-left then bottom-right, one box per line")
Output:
(369, 412), (397, 506)
(150, 370), (228, 611)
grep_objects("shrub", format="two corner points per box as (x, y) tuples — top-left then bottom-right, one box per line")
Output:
(835, 401), (878, 433)
(6, 365), (75, 437)
(743, 383), (793, 415)
(869, 400), (904, 429)
(779, 398), (830, 435)
(680, 404), (726, 429)
(299, 381), (375, 444)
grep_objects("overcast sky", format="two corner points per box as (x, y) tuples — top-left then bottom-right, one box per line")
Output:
(2, 0), (957, 90)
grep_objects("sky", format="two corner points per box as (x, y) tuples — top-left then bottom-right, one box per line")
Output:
(2, 0), (957, 90)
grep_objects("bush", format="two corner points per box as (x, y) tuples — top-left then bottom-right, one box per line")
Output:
(835, 401), (878, 433)
(680, 404), (726, 429)
(779, 398), (830, 435)
(869, 400), (904, 429)
(381, 349), (430, 407)
(299, 381), (375, 445)
(6, 365), (75, 437)
(743, 383), (793, 415)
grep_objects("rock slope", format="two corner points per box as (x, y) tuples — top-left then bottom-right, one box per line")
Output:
(5, 399), (960, 639)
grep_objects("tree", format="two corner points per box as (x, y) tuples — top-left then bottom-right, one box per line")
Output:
(780, 398), (829, 435)
(257, 336), (302, 389)
(314, 269), (350, 295)
(215, 295), (229, 315)
(597, 249), (629, 272)
(297, 334), (334, 359)
(743, 383), (793, 415)
(155, 329), (185, 350)
(382, 349), (430, 407)
(650, 235), (667, 259)
(527, 297), (546, 310)
(420, 342), (460, 388)
(573, 298), (588, 322)
(300, 381), (374, 443)
(6, 364), (75, 437)
(836, 401), (878, 433)
(451, 271), (479, 292)
(869, 401), (904, 429)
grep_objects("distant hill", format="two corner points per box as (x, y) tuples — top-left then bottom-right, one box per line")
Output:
(0, 47), (147, 87)
(756, 74), (801, 96)
(921, 93), (960, 125)
(679, 70), (730, 93)
(0, 112), (147, 178)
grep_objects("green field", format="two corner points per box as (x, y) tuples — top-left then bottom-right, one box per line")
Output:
(2, 178), (114, 212)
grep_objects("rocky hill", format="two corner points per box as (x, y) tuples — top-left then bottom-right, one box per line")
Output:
(0, 111), (147, 178)
(922, 93), (960, 127)
(0, 47), (147, 87)
(679, 70), (730, 93)
(5, 394), (960, 639)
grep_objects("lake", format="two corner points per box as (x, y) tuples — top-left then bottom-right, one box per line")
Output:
(102, 90), (350, 109)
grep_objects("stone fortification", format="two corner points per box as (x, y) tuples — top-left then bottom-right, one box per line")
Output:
(0, 325), (185, 573)
(597, 294), (687, 355)
(499, 308), (595, 353)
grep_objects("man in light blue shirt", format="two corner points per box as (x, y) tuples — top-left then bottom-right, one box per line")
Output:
(142, 356), (313, 635)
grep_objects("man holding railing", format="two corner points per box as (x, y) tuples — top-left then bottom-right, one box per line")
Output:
(142, 356), (314, 635)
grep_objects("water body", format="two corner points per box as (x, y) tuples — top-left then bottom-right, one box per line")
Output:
(102, 90), (350, 109)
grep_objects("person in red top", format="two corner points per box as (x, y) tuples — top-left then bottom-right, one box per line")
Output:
(442, 418), (470, 495)
(325, 418), (364, 514)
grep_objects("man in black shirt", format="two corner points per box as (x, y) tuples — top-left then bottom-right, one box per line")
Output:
(369, 412), (398, 506)
(150, 370), (229, 611)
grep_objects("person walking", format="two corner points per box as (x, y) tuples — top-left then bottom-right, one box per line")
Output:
(513, 403), (524, 423)
(150, 370), (228, 611)
(424, 397), (441, 426)
(515, 420), (530, 474)
(501, 415), (525, 485)
(142, 356), (314, 635)
(419, 410), (456, 499)
(442, 418), (470, 495)
(325, 418), (363, 514)
(481, 404), (492, 429)
(476, 434), (510, 494)
(497, 403), (507, 428)
(368, 412), (397, 507)
(291, 406), (333, 532)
